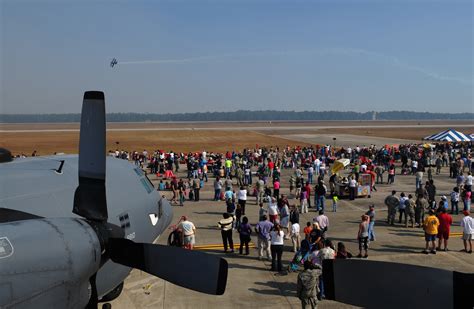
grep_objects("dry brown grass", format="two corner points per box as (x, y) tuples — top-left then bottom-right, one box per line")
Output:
(0, 130), (309, 155)
(1, 121), (472, 155)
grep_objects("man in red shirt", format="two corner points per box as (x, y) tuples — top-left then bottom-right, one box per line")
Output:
(268, 159), (275, 178)
(305, 181), (312, 209)
(437, 208), (453, 251)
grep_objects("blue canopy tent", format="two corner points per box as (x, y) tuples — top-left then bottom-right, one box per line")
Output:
(423, 129), (472, 142)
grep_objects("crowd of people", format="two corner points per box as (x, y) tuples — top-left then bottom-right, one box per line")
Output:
(152, 140), (473, 307)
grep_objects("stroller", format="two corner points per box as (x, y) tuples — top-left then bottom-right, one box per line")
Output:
(288, 239), (314, 272)
(167, 216), (185, 248)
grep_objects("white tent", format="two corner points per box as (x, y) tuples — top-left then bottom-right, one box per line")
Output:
(424, 129), (472, 142)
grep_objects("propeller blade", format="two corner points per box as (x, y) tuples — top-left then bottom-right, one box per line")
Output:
(0, 208), (42, 223)
(108, 238), (228, 295)
(73, 91), (108, 221)
(323, 259), (474, 309)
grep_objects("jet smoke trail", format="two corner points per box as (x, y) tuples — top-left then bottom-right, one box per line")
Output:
(117, 48), (473, 85)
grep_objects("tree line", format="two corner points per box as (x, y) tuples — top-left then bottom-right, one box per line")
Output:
(1, 110), (473, 123)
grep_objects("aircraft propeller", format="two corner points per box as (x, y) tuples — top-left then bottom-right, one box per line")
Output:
(73, 91), (227, 307)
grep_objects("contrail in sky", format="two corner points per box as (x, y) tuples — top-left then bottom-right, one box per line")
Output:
(118, 48), (473, 85)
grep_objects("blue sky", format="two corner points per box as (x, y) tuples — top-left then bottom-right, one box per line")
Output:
(1, 0), (473, 114)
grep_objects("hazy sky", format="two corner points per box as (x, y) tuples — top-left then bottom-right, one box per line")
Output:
(1, 0), (473, 114)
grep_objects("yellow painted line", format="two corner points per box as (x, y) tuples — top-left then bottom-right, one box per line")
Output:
(419, 232), (463, 238)
(194, 243), (257, 250)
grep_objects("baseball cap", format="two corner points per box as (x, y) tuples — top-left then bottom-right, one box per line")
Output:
(463, 210), (470, 216)
(441, 196), (447, 200)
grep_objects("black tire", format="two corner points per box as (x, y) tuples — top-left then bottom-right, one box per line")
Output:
(167, 231), (174, 246)
(167, 230), (182, 247)
(100, 282), (124, 302)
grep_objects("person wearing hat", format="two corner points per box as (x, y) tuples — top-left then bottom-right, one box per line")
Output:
(422, 209), (440, 254)
(460, 210), (474, 253)
(441, 195), (449, 210)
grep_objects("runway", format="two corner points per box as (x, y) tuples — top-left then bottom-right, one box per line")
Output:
(2, 123), (474, 133)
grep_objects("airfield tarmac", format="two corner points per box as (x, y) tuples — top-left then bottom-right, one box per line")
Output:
(109, 163), (474, 309)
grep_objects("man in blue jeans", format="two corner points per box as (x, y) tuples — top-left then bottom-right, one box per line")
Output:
(366, 204), (376, 241)
(315, 180), (327, 211)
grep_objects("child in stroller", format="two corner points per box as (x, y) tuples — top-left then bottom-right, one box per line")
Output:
(288, 238), (314, 272)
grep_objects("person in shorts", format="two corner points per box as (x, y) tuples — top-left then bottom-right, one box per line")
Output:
(460, 210), (474, 253)
(422, 209), (439, 254)
(357, 215), (369, 258)
(436, 207), (452, 251)
(178, 216), (196, 250)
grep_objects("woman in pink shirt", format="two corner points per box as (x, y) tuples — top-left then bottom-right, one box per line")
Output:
(273, 179), (280, 198)
(463, 189), (472, 211)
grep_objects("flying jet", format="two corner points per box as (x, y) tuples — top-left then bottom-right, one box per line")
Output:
(110, 58), (117, 68)
(0, 91), (228, 308)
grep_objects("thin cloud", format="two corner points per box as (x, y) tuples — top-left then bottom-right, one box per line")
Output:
(117, 48), (473, 85)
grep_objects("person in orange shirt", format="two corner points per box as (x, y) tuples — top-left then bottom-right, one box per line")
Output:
(303, 222), (312, 240)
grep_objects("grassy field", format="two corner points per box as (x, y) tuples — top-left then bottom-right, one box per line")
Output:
(1, 121), (472, 155)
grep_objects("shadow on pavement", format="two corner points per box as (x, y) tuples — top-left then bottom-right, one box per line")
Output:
(371, 244), (421, 253)
(249, 281), (297, 297)
(193, 211), (224, 215)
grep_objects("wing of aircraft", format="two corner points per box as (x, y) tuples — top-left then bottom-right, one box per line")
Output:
(110, 58), (117, 68)
(0, 91), (228, 308)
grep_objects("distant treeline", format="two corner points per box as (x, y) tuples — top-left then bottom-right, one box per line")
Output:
(1, 111), (473, 123)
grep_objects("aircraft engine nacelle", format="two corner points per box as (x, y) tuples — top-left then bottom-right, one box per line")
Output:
(0, 218), (101, 309)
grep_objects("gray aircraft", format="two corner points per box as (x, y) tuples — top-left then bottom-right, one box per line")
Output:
(0, 91), (228, 308)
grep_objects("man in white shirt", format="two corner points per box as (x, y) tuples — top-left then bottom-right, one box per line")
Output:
(238, 186), (248, 215)
(314, 158), (321, 175)
(465, 172), (473, 191)
(349, 177), (357, 200)
(461, 210), (474, 253)
(314, 210), (329, 238)
(290, 222), (301, 252)
(178, 216), (196, 250)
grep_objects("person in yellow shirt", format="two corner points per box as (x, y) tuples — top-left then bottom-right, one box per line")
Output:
(422, 209), (440, 254)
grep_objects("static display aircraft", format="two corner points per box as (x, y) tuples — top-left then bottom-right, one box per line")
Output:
(110, 58), (117, 68)
(0, 91), (228, 308)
